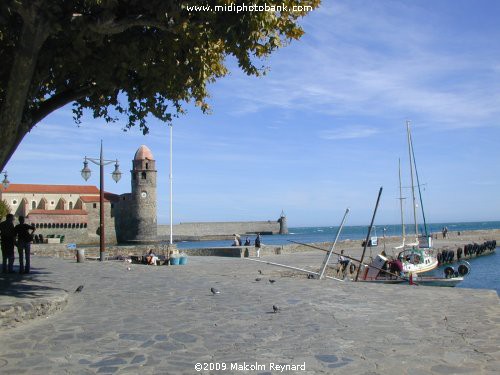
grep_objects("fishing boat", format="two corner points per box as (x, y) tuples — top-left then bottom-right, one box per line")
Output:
(358, 254), (469, 287)
(394, 121), (437, 274)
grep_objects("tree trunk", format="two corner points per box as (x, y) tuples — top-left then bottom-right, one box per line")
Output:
(0, 6), (50, 170)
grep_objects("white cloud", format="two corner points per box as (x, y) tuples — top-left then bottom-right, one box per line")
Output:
(210, 0), (500, 131)
(319, 126), (379, 140)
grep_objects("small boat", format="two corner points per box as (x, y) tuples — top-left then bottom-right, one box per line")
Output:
(358, 254), (469, 287)
(397, 247), (438, 274)
(411, 274), (464, 287)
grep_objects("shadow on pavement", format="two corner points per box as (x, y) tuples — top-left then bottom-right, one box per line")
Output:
(0, 266), (66, 299)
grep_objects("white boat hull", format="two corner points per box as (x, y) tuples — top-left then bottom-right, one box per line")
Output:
(359, 276), (463, 287)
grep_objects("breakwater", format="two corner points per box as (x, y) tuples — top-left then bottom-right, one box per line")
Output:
(157, 217), (287, 241)
(437, 240), (496, 265)
(31, 228), (499, 259)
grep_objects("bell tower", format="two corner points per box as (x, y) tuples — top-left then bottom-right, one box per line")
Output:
(130, 145), (157, 241)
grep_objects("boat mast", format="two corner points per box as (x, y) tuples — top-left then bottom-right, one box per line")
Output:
(408, 129), (428, 237)
(398, 158), (406, 247)
(406, 120), (419, 244)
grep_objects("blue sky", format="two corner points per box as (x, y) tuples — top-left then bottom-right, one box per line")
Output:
(5, 0), (500, 227)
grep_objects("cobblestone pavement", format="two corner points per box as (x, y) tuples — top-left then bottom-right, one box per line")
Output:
(0, 254), (499, 374)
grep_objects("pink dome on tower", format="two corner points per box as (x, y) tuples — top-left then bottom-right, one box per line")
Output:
(134, 145), (154, 160)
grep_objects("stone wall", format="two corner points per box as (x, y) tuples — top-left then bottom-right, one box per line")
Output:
(31, 243), (178, 259)
(158, 221), (281, 240)
(30, 243), (306, 260)
(84, 201), (117, 244)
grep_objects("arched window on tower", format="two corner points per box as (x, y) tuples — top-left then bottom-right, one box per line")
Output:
(32, 201), (36, 210)
(69, 202), (73, 210)
(145, 162), (149, 170)
(141, 171), (147, 179)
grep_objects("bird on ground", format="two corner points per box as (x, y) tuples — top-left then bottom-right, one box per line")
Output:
(273, 305), (280, 313)
(258, 270), (262, 275)
(255, 278), (262, 282)
(74, 285), (84, 293)
(269, 279), (276, 284)
(210, 287), (220, 295)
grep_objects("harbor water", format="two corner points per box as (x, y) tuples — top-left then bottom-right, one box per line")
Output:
(175, 221), (500, 295)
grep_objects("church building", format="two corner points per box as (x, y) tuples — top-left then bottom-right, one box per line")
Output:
(0, 145), (158, 245)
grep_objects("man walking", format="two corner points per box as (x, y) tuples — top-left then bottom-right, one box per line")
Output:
(0, 214), (16, 273)
(15, 216), (36, 274)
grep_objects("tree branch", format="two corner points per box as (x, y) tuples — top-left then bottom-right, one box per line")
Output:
(87, 15), (172, 35)
(30, 86), (92, 125)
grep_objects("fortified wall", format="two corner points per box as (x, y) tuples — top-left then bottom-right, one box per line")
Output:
(158, 216), (287, 241)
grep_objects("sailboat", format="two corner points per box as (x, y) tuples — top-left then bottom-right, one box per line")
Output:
(396, 121), (438, 274)
(360, 121), (439, 282)
(394, 158), (406, 250)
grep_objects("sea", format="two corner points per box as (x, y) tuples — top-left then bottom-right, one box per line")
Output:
(176, 221), (500, 295)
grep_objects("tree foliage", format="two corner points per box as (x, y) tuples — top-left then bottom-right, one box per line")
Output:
(0, 0), (320, 170)
(0, 199), (11, 220)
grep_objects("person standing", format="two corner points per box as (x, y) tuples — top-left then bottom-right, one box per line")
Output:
(255, 234), (262, 258)
(232, 235), (240, 246)
(15, 216), (36, 274)
(0, 214), (16, 273)
(338, 250), (350, 269)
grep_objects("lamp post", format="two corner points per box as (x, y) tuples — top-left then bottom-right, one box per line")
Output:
(169, 124), (173, 245)
(81, 141), (122, 261)
(1, 171), (9, 189)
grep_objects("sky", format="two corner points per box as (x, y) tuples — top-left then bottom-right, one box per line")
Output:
(4, 0), (500, 227)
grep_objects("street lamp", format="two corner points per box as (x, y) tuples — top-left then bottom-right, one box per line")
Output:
(81, 140), (121, 261)
(169, 124), (173, 245)
(1, 171), (9, 189)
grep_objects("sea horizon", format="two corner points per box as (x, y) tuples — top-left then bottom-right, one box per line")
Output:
(175, 220), (500, 249)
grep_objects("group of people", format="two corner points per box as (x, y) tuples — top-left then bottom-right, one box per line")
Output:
(0, 214), (36, 274)
(232, 234), (262, 257)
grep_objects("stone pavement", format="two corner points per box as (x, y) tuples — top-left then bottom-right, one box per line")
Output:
(0, 267), (68, 330)
(0, 253), (499, 374)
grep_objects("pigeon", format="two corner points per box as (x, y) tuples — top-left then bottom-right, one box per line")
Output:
(210, 287), (220, 295)
(273, 305), (280, 313)
(258, 270), (262, 275)
(75, 285), (84, 293)
(255, 278), (262, 282)
(268, 279), (276, 284)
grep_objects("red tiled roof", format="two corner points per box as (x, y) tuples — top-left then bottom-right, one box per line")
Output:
(104, 192), (120, 202)
(79, 193), (119, 203)
(80, 195), (108, 203)
(2, 184), (100, 194)
(28, 209), (88, 216)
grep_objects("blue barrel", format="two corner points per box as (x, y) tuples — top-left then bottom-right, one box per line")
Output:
(170, 257), (180, 265)
(179, 256), (188, 265)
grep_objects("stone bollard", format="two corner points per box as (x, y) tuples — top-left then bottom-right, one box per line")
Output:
(76, 249), (85, 263)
